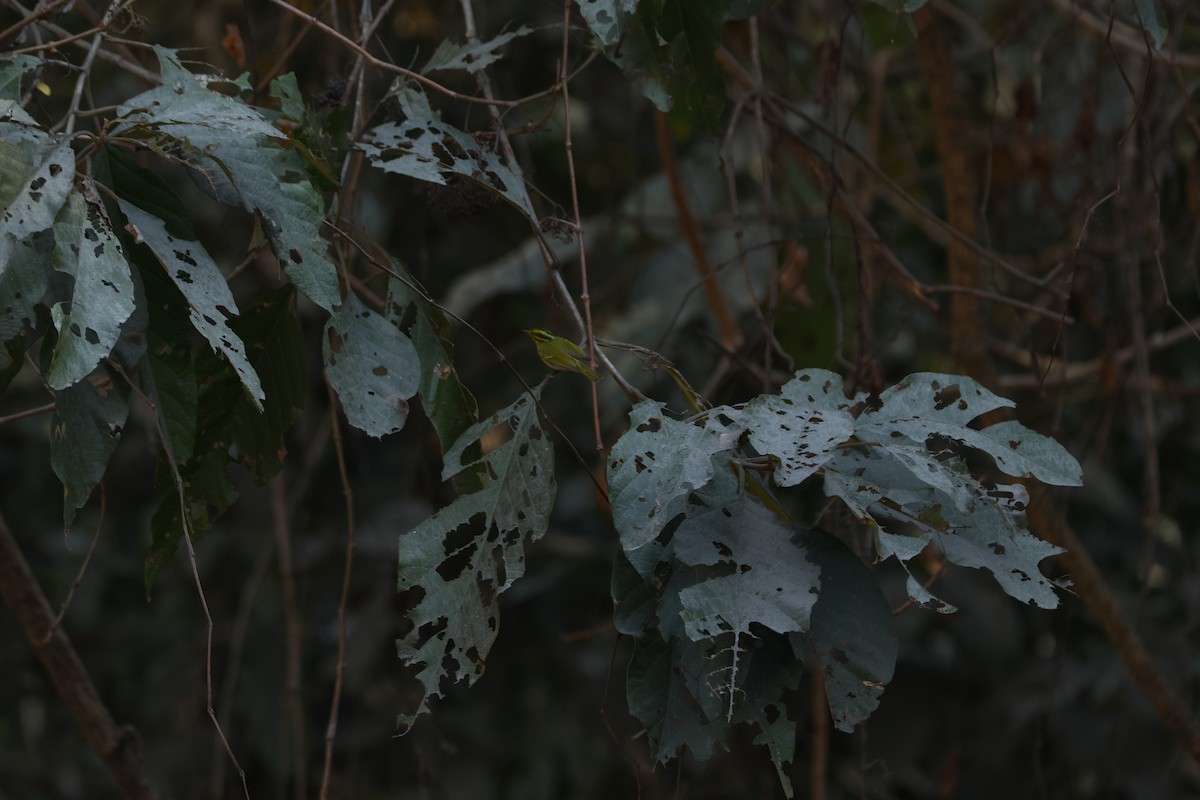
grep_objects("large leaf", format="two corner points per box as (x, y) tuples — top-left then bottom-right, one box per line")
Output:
(114, 48), (339, 311)
(607, 401), (745, 559)
(854, 373), (1082, 488)
(733, 369), (857, 487)
(674, 492), (821, 720)
(824, 446), (1065, 609)
(324, 292), (420, 438)
(359, 86), (537, 223)
(50, 370), (131, 524)
(118, 199), (264, 408)
(46, 185), (135, 389)
(802, 529), (896, 733)
(396, 390), (554, 730)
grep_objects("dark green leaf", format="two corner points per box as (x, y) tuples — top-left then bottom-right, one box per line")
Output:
(50, 369), (130, 524)
(802, 529), (896, 733)
(397, 390), (554, 730)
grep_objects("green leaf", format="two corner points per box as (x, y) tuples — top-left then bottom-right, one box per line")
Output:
(674, 492), (820, 720)
(1, 139), (76, 269)
(625, 631), (721, 763)
(421, 26), (532, 74)
(359, 87), (537, 223)
(145, 329), (198, 464)
(732, 369), (857, 487)
(802, 529), (896, 733)
(117, 199), (264, 409)
(95, 145), (195, 239)
(115, 48), (339, 311)
(144, 286), (304, 589)
(578, 0), (772, 130)
(385, 270), (477, 452)
(50, 370), (130, 524)
(824, 447), (1065, 608)
(46, 186), (135, 389)
(324, 292), (420, 438)
(607, 401), (745, 559)
(396, 389), (554, 730)
(0, 55), (41, 102)
(270, 73), (306, 122)
(575, 0), (639, 48)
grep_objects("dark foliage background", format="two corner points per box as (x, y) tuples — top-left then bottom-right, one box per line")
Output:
(2, 0), (1200, 798)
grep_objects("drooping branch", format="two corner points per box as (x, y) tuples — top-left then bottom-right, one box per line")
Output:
(0, 510), (157, 799)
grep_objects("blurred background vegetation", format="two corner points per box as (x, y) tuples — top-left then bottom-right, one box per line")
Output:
(2, 0), (1200, 798)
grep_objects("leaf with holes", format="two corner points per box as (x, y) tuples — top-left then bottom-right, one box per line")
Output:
(674, 491), (821, 721)
(421, 26), (532, 74)
(50, 369), (130, 524)
(359, 86), (537, 222)
(118, 199), (264, 409)
(46, 185), (135, 390)
(607, 401), (745, 562)
(396, 389), (553, 730)
(114, 48), (339, 311)
(324, 293), (420, 438)
(733, 369), (857, 487)
(803, 529), (896, 732)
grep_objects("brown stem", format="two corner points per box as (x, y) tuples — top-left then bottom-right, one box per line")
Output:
(913, 6), (993, 386)
(654, 109), (744, 351)
(0, 510), (157, 799)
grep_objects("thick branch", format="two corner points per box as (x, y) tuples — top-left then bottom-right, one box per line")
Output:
(913, 6), (994, 385)
(0, 510), (157, 799)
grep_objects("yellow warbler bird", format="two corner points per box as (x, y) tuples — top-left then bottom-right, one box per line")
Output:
(524, 328), (599, 381)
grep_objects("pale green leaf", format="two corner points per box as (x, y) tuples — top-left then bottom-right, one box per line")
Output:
(397, 390), (554, 729)
(114, 48), (339, 311)
(359, 87), (537, 222)
(46, 187), (135, 389)
(607, 401), (745, 559)
(733, 369), (857, 487)
(575, 0), (640, 48)
(118, 199), (264, 408)
(324, 293), (420, 438)
(421, 26), (532, 74)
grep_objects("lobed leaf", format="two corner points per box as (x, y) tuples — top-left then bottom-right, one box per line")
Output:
(358, 86), (537, 223)
(397, 390), (554, 730)
(421, 26), (532, 74)
(733, 369), (857, 487)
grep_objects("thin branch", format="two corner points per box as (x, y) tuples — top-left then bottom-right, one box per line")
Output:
(655, 108), (745, 351)
(0, 401), (56, 427)
(42, 487), (107, 642)
(552, 0), (604, 451)
(1047, 0), (1200, 70)
(0, 509), (157, 799)
(273, 475), (308, 800)
(318, 378), (356, 800)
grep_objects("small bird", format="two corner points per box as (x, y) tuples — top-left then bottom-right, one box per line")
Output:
(524, 328), (600, 381)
